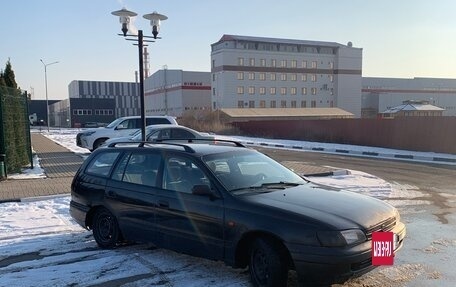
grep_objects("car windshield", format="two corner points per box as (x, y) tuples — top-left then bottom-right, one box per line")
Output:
(203, 150), (306, 194)
(105, 118), (124, 129)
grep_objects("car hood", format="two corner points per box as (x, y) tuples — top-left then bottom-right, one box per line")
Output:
(243, 183), (395, 230)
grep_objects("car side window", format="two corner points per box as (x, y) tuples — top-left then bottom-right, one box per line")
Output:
(171, 129), (195, 139)
(113, 152), (161, 187)
(116, 119), (129, 129)
(146, 118), (171, 125)
(163, 156), (210, 193)
(86, 152), (121, 177)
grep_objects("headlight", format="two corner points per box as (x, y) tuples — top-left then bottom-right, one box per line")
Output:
(82, 131), (96, 136)
(317, 229), (366, 247)
(394, 208), (401, 223)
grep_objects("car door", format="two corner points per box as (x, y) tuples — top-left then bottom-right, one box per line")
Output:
(155, 153), (224, 260)
(105, 150), (163, 244)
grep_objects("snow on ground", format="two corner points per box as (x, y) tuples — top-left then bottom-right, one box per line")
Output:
(2, 128), (454, 286)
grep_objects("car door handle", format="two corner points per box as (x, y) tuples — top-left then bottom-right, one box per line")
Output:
(158, 200), (169, 208)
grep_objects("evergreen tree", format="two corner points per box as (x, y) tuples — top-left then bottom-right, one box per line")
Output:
(3, 60), (18, 89)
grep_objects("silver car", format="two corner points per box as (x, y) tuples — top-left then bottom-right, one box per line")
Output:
(103, 124), (215, 146)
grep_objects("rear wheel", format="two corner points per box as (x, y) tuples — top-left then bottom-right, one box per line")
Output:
(249, 237), (289, 287)
(92, 208), (121, 248)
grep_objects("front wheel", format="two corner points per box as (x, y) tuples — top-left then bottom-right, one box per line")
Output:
(249, 238), (289, 287)
(92, 208), (121, 249)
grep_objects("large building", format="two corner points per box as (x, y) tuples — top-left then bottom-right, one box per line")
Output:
(144, 69), (211, 117)
(50, 80), (140, 127)
(210, 35), (363, 117)
(362, 77), (456, 117)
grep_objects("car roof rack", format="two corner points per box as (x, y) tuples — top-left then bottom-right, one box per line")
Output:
(155, 138), (246, 147)
(107, 141), (195, 153)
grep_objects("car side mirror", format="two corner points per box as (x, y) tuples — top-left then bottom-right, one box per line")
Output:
(192, 184), (214, 198)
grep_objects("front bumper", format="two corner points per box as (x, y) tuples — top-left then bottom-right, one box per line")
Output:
(288, 222), (406, 285)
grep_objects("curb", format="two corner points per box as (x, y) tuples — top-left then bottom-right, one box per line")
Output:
(0, 193), (69, 204)
(240, 141), (456, 165)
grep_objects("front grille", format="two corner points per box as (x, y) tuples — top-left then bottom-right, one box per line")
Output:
(366, 216), (396, 240)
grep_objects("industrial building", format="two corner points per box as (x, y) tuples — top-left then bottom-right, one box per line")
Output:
(144, 69), (211, 117)
(49, 80), (140, 127)
(362, 77), (456, 117)
(210, 35), (363, 117)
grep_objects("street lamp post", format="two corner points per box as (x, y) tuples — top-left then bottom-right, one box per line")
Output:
(111, 8), (167, 141)
(40, 59), (59, 132)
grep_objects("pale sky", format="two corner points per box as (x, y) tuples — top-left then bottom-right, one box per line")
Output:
(2, 0), (456, 100)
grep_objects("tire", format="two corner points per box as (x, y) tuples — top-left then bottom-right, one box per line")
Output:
(93, 138), (107, 150)
(249, 237), (289, 287)
(92, 208), (121, 249)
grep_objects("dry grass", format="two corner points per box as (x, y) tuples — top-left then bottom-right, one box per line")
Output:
(177, 110), (239, 135)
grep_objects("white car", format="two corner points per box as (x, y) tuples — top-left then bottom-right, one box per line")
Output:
(76, 116), (178, 151)
(103, 124), (215, 146)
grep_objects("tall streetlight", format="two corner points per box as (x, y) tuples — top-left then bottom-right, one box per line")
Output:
(40, 59), (59, 132)
(111, 7), (167, 141)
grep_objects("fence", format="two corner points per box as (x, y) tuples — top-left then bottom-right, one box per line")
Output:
(0, 86), (32, 178)
(232, 117), (456, 154)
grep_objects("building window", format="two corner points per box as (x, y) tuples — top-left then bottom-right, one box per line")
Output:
(281, 100), (287, 108)
(281, 73), (287, 81)
(248, 72), (255, 80)
(271, 59), (276, 67)
(311, 100), (316, 108)
(280, 87), (287, 95)
(237, 72), (244, 80)
(270, 100), (276, 108)
(311, 61), (317, 68)
(301, 100), (307, 108)
(329, 61), (334, 69)
(238, 57), (244, 66)
(238, 101), (244, 108)
(260, 59), (266, 67)
(329, 75), (334, 82)
(237, 86), (244, 94)
(212, 74), (216, 81)
(330, 100), (334, 107)
(249, 58), (255, 66)
(212, 59), (215, 68)
(270, 73), (276, 81)
(301, 74), (307, 82)
(311, 87), (317, 95)
(311, 74), (317, 82)
(291, 60), (297, 68)
(249, 100), (255, 108)
(270, 87), (276, 95)
(291, 100), (297, 108)
(302, 60), (307, 68)
(280, 60), (287, 67)
(290, 74), (297, 81)
(259, 87), (266, 95)
(260, 100), (266, 108)
(301, 87), (307, 95)
(259, 73), (266, 80)
(248, 86), (255, 95)
(290, 87), (297, 95)
(212, 88), (216, 96)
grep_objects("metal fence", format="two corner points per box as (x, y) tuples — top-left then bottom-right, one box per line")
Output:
(0, 86), (32, 179)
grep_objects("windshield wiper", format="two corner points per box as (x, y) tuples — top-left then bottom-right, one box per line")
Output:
(231, 181), (302, 195)
(253, 181), (302, 189)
